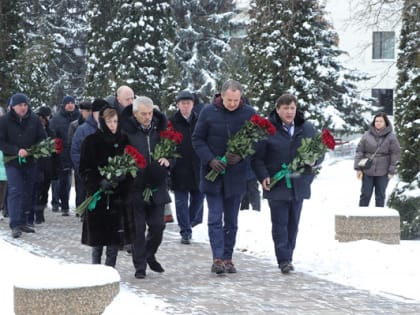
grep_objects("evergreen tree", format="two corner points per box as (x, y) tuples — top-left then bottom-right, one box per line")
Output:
(245, 0), (372, 133)
(0, 0), (24, 106)
(85, 0), (117, 98)
(112, 0), (174, 106)
(388, 0), (420, 239)
(172, 0), (235, 103)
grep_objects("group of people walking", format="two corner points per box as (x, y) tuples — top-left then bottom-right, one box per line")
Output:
(0, 79), (400, 279)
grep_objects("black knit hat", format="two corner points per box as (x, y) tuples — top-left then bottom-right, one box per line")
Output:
(9, 93), (29, 107)
(91, 99), (109, 112)
(78, 101), (92, 110)
(175, 90), (194, 103)
(36, 106), (52, 119)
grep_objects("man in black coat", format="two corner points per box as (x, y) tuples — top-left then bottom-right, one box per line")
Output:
(121, 96), (172, 279)
(252, 93), (319, 274)
(0, 93), (46, 238)
(49, 96), (80, 215)
(169, 90), (205, 245)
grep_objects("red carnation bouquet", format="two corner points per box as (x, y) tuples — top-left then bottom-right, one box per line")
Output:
(268, 129), (336, 189)
(4, 137), (62, 164)
(143, 127), (183, 202)
(75, 145), (147, 215)
(206, 114), (276, 182)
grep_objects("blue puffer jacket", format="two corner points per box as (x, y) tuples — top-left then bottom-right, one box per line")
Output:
(49, 106), (80, 170)
(192, 94), (256, 197)
(0, 108), (46, 168)
(71, 114), (97, 172)
(251, 109), (317, 201)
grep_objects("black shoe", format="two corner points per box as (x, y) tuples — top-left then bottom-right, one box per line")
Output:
(211, 259), (225, 274)
(62, 210), (69, 216)
(279, 261), (293, 274)
(19, 225), (35, 233)
(135, 270), (146, 279)
(12, 228), (22, 238)
(147, 260), (165, 273)
(181, 236), (191, 245)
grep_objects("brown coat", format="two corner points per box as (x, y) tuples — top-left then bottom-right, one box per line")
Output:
(354, 125), (400, 176)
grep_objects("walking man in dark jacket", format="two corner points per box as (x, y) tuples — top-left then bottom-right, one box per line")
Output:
(49, 96), (80, 215)
(192, 80), (256, 274)
(169, 90), (205, 245)
(252, 93), (319, 274)
(0, 93), (46, 238)
(121, 96), (171, 279)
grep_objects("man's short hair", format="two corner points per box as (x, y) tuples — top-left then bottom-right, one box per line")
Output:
(221, 79), (244, 96)
(275, 93), (297, 108)
(133, 96), (154, 112)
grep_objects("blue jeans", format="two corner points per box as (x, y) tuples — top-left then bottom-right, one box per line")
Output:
(206, 193), (242, 260)
(268, 199), (303, 265)
(51, 169), (72, 210)
(6, 164), (36, 229)
(359, 175), (389, 207)
(174, 190), (204, 238)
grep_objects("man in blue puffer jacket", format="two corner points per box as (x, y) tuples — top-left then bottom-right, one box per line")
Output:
(252, 93), (320, 274)
(192, 80), (256, 275)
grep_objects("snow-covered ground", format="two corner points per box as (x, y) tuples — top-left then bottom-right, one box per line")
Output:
(1, 153), (419, 314)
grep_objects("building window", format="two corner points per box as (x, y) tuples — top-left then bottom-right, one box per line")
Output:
(372, 89), (393, 115)
(372, 32), (395, 59)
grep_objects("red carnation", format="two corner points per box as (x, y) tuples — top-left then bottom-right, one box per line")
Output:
(124, 145), (147, 169)
(54, 138), (63, 154)
(321, 129), (336, 150)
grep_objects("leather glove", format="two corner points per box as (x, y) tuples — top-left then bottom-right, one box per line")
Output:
(209, 159), (227, 173)
(116, 174), (126, 183)
(226, 152), (241, 165)
(356, 171), (363, 180)
(99, 178), (113, 191)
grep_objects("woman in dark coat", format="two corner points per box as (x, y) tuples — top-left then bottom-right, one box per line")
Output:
(354, 112), (400, 207)
(79, 106), (134, 267)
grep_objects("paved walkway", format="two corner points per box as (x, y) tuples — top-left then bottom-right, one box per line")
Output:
(1, 209), (420, 315)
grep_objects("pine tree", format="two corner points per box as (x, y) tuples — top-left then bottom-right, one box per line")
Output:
(245, 0), (372, 133)
(388, 0), (420, 239)
(85, 0), (117, 98)
(172, 0), (235, 103)
(112, 0), (174, 105)
(0, 0), (24, 106)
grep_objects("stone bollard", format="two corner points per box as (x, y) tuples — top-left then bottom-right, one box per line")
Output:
(335, 207), (400, 244)
(14, 263), (120, 315)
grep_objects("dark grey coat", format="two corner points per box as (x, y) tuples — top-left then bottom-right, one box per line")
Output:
(354, 125), (400, 176)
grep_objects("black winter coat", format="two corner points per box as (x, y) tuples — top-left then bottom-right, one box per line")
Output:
(192, 94), (256, 197)
(0, 108), (46, 168)
(79, 123), (134, 247)
(252, 110), (317, 201)
(49, 107), (80, 170)
(169, 110), (201, 191)
(121, 108), (171, 206)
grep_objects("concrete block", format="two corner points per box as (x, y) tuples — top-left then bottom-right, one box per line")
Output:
(335, 207), (400, 244)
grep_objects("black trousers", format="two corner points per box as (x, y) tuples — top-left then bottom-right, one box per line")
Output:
(240, 179), (261, 211)
(359, 174), (389, 207)
(131, 202), (165, 272)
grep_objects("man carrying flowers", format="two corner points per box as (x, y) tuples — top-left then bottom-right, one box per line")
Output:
(120, 96), (173, 279)
(192, 80), (256, 275)
(0, 93), (46, 238)
(251, 93), (323, 274)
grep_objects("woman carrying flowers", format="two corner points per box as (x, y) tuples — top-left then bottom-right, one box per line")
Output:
(79, 106), (136, 268)
(251, 93), (323, 274)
